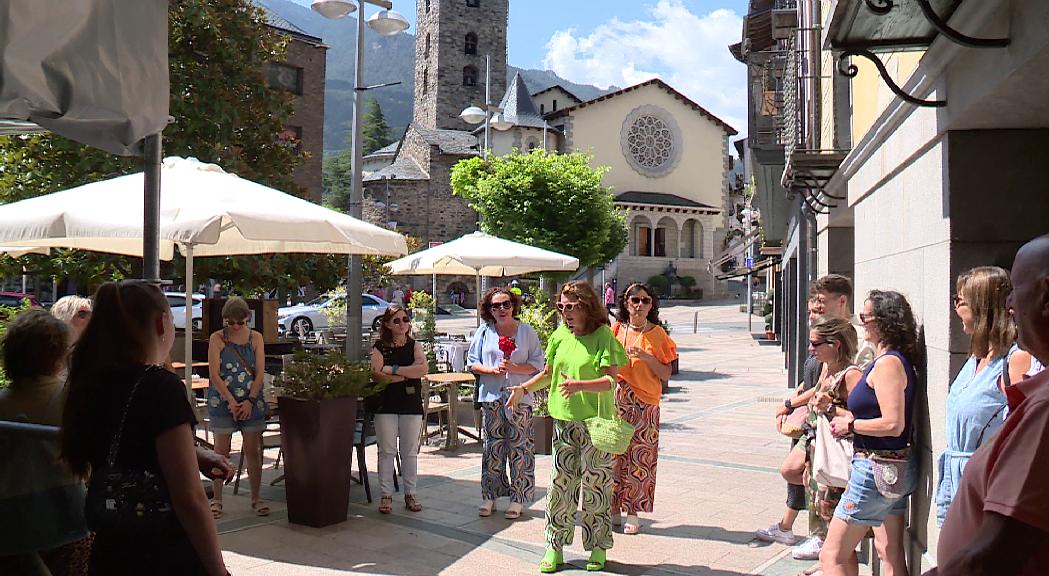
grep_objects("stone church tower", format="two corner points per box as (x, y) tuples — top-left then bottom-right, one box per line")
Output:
(413, 0), (509, 131)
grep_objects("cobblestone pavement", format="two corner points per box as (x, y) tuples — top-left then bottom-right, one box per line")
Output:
(217, 302), (823, 575)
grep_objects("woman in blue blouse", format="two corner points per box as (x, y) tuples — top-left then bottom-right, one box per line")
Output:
(936, 267), (1030, 527)
(468, 287), (545, 520)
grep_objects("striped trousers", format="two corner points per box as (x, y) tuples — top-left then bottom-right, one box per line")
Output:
(612, 383), (660, 514)
(546, 420), (614, 551)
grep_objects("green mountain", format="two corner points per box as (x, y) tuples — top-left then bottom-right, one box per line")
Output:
(256, 0), (610, 152)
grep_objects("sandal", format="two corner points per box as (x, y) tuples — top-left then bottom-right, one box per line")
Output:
(623, 514), (640, 534)
(209, 500), (223, 519)
(539, 548), (563, 573)
(251, 499), (271, 517)
(504, 503), (523, 520)
(479, 500), (496, 517)
(378, 496), (393, 514)
(405, 494), (423, 512)
(586, 548), (607, 572)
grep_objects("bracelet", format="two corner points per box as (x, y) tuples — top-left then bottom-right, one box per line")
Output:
(848, 420), (856, 435)
(391, 365), (400, 375)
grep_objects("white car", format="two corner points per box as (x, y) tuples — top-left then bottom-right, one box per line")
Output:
(278, 293), (390, 338)
(165, 292), (203, 330)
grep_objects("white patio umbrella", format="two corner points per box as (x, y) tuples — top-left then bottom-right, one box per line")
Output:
(0, 156), (407, 390)
(385, 231), (579, 326)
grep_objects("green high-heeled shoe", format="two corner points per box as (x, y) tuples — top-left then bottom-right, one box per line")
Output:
(586, 548), (607, 572)
(539, 548), (563, 573)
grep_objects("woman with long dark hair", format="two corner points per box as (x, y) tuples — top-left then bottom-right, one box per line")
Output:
(468, 287), (544, 520)
(369, 304), (429, 514)
(821, 290), (921, 576)
(61, 280), (227, 575)
(508, 281), (628, 573)
(610, 283), (676, 535)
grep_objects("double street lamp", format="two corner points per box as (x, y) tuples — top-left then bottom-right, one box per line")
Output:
(459, 55), (512, 158)
(311, 0), (409, 360)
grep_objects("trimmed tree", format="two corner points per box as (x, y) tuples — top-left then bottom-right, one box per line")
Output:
(361, 98), (393, 156)
(450, 150), (627, 273)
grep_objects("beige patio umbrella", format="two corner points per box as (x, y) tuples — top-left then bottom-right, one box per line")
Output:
(0, 156), (408, 390)
(386, 230), (579, 326)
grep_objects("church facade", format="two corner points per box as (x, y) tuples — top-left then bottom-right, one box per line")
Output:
(363, 0), (735, 303)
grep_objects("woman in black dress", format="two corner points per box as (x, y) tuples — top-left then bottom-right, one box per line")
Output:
(369, 305), (429, 514)
(61, 280), (228, 576)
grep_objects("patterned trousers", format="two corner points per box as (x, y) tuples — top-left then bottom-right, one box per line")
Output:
(480, 401), (536, 503)
(546, 420), (614, 552)
(612, 383), (660, 514)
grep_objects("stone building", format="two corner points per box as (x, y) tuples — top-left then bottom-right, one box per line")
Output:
(254, 3), (327, 203)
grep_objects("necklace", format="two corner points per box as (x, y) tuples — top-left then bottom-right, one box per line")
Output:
(620, 320), (647, 352)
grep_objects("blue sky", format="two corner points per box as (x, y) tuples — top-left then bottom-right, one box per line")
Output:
(293, 0), (748, 133)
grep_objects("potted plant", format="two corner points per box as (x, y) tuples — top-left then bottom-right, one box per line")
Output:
(532, 391), (554, 455)
(276, 350), (384, 527)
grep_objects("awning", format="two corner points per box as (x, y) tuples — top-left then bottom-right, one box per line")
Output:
(711, 229), (761, 269)
(716, 256), (779, 280)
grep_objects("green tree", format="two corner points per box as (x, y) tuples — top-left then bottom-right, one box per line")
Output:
(361, 98), (393, 156)
(0, 0), (345, 294)
(322, 149), (352, 211)
(450, 150), (627, 271)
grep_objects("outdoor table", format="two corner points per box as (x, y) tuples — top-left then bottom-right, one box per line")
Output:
(172, 361), (208, 371)
(434, 340), (470, 372)
(424, 372), (479, 450)
(183, 377), (210, 391)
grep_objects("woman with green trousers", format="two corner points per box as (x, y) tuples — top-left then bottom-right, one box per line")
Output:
(508, 281), (628, 573)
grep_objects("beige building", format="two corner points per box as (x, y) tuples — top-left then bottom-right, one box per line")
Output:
(489, 77), (738, 295)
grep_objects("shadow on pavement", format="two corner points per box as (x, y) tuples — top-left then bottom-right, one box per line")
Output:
(641, 523), (771, 546)
(674, 370), (733, 383)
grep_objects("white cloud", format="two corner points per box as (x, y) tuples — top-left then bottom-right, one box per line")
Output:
(542, 1), (746, 136)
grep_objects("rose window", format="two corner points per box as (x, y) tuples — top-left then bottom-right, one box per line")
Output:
(626, 115), (674, 169)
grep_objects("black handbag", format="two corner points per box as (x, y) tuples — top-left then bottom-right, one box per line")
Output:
(85, 366), (179, 535)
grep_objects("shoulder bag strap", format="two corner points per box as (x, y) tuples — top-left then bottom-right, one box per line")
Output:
(106, 366), (158, 467)
(223, 334), (256, 379)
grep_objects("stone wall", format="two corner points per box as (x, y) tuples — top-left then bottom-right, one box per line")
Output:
(414, 0), (508, 131)
(283, 37), (326, 203)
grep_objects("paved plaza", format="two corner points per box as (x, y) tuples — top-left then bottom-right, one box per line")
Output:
(216, 302), (825, 575)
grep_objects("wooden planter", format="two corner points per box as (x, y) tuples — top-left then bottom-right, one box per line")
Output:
(278, 395), (358, 527)
(533, 415), (555, 455)
(670, 357), (680, 375)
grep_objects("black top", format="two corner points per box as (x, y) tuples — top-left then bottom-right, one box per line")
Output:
(848, 351), (917, 452)
(86, 365), (205, 575)
(801, 353), (822, 392)
(369, 339), (423, 415)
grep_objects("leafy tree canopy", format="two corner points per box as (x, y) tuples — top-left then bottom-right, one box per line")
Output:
(450, 150), (627, 270)
(0, 0), (346, 295)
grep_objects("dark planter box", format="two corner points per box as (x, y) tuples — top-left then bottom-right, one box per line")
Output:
(671, 357), (680, 375)
(278, 395), (358, 528)
(533, 415), (554, 455)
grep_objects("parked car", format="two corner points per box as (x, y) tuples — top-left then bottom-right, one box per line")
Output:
(278, 293), (390, 338)
(0, 292), (41, 308)
(164, 292), (203, 330)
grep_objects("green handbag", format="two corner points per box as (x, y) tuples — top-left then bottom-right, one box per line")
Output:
(584, 387), (635, 455)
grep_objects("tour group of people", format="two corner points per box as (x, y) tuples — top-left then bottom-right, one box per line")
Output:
(756, 234), (1049, 576)
(0, 278), (679, 575)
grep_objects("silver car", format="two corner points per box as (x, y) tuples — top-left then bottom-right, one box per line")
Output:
(165, 292), (203, 330)
(278, 293), (390, 338)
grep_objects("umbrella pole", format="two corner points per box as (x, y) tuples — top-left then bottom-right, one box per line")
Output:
(184, 244), (195, 397)
(475, 272), (481, 327)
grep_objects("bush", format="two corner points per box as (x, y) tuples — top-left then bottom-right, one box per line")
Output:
(277, 350), (384, 401)
(408, 291), (437, 372)
(679, 276), (696, 289)
(647, 275), (669, 296)
(519, 285), (556, 416)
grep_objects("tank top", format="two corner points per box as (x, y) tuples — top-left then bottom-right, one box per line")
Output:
(848, 350), (917, 451)
(368, 338), (423, 415)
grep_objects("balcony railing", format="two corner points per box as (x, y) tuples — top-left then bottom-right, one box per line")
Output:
(781, 34), (800, 160)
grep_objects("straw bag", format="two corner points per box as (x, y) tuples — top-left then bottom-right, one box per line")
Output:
(584, 392), (635, 455)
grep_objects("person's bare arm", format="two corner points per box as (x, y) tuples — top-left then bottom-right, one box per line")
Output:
(371, 348), (405, 384)
(938, 511), (1048, 576)
(156, 424), (227, 576)
(391, 342), (429, 379)
(249, 331), (265, 399)
(1001, 350), (1034, 393)
(835, 356), (906, 437)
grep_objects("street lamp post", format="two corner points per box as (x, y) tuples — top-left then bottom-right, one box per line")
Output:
(459, 55), (512, 158)
(312, 0), (409, 361)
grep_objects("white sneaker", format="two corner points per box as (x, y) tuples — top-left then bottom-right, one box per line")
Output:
(755, 523), (798, 545)
(792, 535), (823, 560)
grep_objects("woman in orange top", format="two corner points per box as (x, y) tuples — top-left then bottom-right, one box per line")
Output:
(611, 283), (677, 535)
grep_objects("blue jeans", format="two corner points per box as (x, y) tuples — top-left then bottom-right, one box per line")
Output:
(833, 455), (917, 527)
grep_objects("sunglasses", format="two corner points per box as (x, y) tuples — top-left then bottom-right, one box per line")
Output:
(75, 309), (92, 319)
(225, 319), (247, 326)
(809, 339), (830, 348)
(489, 301), (513, 311)
(555, 302), (579, 313)
(628, 296), (652, 306)
(389, 316), (410, 325)
(952, 294), (968, 309)
(858, 313), (875, 324)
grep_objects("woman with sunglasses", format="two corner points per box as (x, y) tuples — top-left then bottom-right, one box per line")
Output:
(207, 297), (269, 519)
(468, 287), (545, 520)
(936, 267), (1031, 528)
(369, 305), (429, 514)
(821, 290), (921, 576)
(609, 283), (676, 535)
(508, 281), (628, 573)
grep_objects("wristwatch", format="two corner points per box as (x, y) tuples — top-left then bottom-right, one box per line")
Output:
(848, 420), (856, 435)
(783, 399), (793, 410)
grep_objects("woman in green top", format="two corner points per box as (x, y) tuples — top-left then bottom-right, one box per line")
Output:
(508, 281), (628, 573)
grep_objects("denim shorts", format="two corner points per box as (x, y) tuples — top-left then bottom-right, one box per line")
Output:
(209, 414), (266, 435)
(833, 455), (917, 526)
